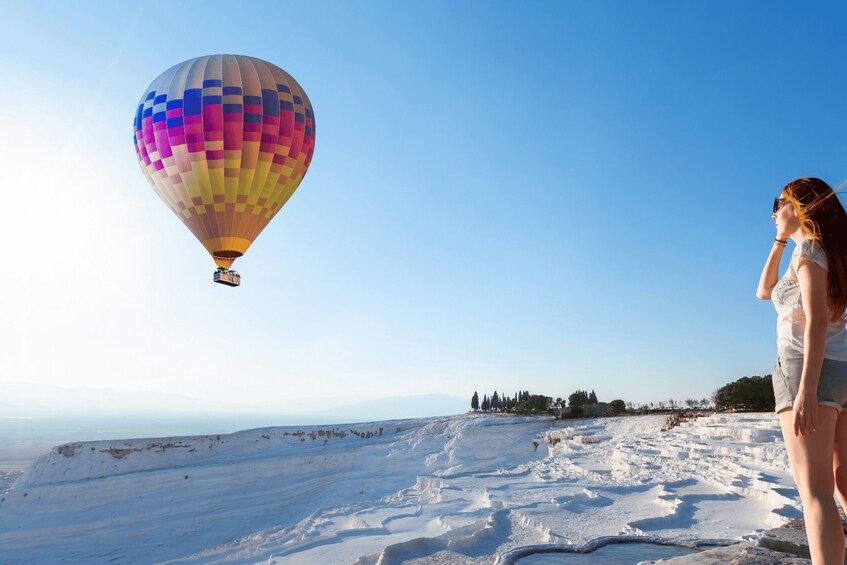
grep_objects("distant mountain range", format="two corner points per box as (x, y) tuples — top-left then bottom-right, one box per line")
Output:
(308, 394), (469, 423)
(0, 381), (468, 423)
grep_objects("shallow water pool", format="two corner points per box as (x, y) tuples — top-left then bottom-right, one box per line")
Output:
(516, 542), (697, 564)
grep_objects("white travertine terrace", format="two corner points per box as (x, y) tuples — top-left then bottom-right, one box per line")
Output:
(0, 413), (796, 564)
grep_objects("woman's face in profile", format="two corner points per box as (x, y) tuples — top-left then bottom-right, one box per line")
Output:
(773, 193), (800, 236)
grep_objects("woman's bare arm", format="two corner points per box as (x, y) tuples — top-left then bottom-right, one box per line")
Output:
(792, 258), (830, 435)
(756, 242), (787, 299)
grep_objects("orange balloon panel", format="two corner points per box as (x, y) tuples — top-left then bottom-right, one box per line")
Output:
(133, 55), (315, 268)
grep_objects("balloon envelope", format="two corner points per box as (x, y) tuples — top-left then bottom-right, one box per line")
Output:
(133, 55), (315, 268)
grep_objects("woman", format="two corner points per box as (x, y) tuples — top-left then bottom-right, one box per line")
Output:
(757, 177), (847, 564)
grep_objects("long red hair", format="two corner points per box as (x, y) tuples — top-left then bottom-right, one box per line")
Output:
(783, 177), (847, 321)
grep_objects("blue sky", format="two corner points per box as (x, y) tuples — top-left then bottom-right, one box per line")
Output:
(1, 2), (846, 416)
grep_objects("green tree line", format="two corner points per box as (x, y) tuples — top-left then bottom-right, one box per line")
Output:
(711, 375), (774, 412)
(471, 388), (715, 417)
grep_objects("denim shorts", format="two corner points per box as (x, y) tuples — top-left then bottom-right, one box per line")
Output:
(773, 347), (847, 413)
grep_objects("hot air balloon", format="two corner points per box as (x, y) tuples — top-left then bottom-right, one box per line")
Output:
(133, 55), (315, 286)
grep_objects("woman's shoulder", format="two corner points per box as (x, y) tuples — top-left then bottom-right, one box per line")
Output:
(795, 238), (828, 270)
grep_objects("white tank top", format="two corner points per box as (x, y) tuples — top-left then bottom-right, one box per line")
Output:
(772, 239), (847, 360)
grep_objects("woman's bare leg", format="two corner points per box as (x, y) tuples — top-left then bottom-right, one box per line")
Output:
(780, 406), (844, 564)
(833, 411), (847, 516)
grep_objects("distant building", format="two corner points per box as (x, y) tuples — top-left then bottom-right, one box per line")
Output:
(583, 402), (609, 417)
(556, 402), (609, 419)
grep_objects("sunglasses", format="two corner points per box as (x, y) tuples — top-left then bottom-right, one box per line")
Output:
(773, 198), (789, 213)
